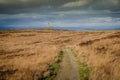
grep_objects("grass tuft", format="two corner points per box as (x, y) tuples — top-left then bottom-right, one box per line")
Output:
(70, 48), (90, 80)
(79, 62), (90, 80)
(41, 50), (63, 80)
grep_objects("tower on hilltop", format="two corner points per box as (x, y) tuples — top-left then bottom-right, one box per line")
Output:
(47, 22), (51, 29)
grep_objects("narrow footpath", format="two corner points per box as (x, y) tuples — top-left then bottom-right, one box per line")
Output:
(55, 48), (80, 80)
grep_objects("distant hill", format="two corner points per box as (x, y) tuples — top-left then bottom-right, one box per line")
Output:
(0, 26), (120, 30)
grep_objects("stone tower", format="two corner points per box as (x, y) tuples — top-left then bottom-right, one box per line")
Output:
(47, 22), (51, 29)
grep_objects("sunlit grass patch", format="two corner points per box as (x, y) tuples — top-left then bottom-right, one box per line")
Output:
(41, 50), (64, 80)
(78, 62), (90, 80)
(70, 48), (91, 80)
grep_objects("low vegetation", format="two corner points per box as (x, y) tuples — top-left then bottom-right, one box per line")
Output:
(71, 48), (90, 80)
(41, 50), (63, 80)
(73, 31), (120, 80)
(78, 62), (90, 80)
(0, 30), (120, 80)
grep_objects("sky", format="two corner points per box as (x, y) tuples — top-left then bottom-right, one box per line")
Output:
(0, 0), (120, 30)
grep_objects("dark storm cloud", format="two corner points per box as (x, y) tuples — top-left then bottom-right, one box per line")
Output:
(91, 0), (120, 10)
(0, 0), (120, 30)
(62, 0), (120, 10)
(0, 0), (120, 14)
(0, 0), (74, 14)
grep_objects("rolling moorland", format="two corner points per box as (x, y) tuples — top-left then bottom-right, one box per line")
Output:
(0, 29), (120, 80)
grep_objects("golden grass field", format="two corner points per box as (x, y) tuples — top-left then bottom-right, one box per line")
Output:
(0, 29), (120, 80)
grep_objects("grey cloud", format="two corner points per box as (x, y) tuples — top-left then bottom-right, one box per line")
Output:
(0, 0), (120, 14)
(62, 0), (91, 8)
(61, 0), (120, 11)
(91, 0), (120, 10)
(0, 0), (74, 14)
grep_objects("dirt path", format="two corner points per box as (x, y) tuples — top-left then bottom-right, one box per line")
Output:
(55, 48), (80, 80)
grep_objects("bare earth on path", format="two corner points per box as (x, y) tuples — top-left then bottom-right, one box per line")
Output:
(55, 48), (80, 80)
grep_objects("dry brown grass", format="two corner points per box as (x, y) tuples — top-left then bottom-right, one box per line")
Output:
(0, 29), (120, 80)
(0, 30), (61, 80)
(71, 31), (120, 80)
